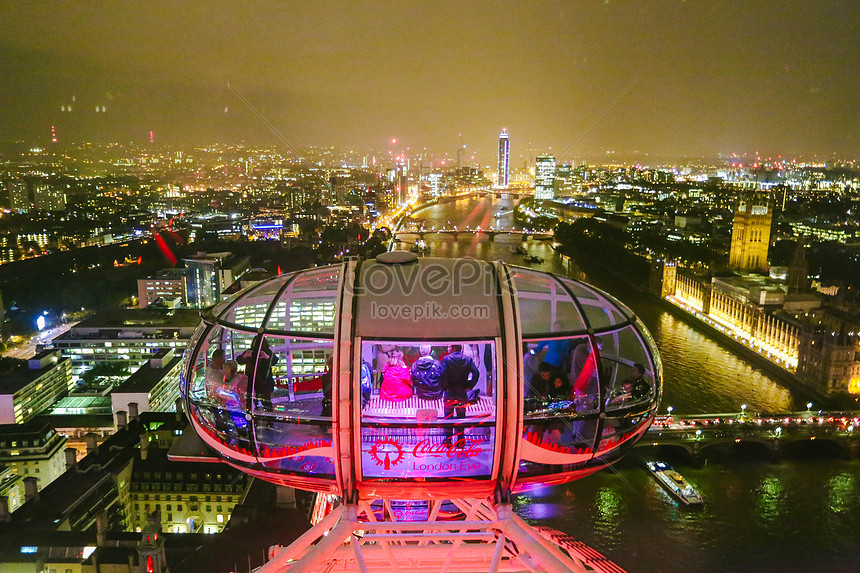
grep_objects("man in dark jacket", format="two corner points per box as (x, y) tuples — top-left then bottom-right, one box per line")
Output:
(411, 345), (443, 400)
(628, 363), (651, 401)
(238, 334), (278, 412)
(439, 344), (480, 445)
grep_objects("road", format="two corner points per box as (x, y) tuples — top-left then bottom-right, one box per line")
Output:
(2, 321), (78, 359)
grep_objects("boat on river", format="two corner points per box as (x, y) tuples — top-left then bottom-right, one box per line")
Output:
(646, 461), (704, 506)
(410, 239), (431, 254)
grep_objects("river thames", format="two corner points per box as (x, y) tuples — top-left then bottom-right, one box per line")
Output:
(398, 195), (860, 572)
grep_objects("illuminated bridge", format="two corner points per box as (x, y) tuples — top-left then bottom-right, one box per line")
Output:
(641, 411), (860, 459)
(395, 228), (554, 242)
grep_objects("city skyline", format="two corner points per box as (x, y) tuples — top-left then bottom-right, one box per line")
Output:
(1, 1), (858, 160)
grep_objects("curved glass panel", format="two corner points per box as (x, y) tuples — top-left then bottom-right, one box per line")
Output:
(559, 278), (627, 330)
(186, 325), (258, 457)
(512, 269), (586, 335)
(289, 265), (341, 292)
(181, 323), (209, 397)
(219, 277), (291, 330)
(601, 326), (656, 412)
(519, 336), (599, 477)
(264, 267), (341, 334)
(595, 410), (652, 460)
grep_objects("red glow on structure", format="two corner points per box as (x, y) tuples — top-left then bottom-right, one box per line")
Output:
(154, 233), (177, 267)
(146, 555), (154, 573)
(50, 125), (57, 143)
(277, 265), (282, 276)
(166, 229), (185, 245)
(150, 130), (154, 143)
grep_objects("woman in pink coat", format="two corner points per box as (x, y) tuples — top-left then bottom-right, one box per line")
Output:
(380, 350), (413, 401)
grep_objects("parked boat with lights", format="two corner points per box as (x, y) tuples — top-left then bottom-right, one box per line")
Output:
(646, 461), (704, 505)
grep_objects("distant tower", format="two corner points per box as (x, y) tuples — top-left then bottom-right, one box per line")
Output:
(729, 195), (772, 272)
(534, 154), (556, 200)
(787, 238), (809, 293)
(497, 130), (510, 188)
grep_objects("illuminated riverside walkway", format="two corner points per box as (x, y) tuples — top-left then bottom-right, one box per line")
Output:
(641, 411), (860, 458)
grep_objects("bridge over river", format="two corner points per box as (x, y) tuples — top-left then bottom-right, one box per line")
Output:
(641, 410), (860, 459)
(395, 228), (554, 242)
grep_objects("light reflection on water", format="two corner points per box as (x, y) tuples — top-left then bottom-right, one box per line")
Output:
(755, 475), (786, 523)
(828, 473), (855, 514)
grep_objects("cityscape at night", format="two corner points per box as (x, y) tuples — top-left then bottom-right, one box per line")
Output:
(0, 2), (858, 572)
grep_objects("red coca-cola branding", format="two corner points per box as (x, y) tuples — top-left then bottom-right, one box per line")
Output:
(412, 438), (487, 459)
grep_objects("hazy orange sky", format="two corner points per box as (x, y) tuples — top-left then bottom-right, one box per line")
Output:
(2, 1), (857, 160)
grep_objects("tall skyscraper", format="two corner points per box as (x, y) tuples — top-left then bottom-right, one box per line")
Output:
(729, 195), (772, 272)
(497, 130), (510, 188)
(534, 154), (556, 200)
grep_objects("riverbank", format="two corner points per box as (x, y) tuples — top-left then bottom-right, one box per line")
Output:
(557, 243), (847, 409)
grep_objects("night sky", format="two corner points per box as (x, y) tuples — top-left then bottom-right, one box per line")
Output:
(2, 1), (858, 160)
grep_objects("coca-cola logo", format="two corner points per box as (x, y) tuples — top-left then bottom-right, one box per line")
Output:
(412, 438), (488, 459)
(369, 436), (405, 469)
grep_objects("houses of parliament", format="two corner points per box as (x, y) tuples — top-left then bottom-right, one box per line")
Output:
(658, 194), (860, 399)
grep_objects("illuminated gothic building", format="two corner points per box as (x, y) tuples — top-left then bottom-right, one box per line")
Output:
(796, 309), (860, 395)
(664, 267), (860, 397)
(728, 195), (772, 272)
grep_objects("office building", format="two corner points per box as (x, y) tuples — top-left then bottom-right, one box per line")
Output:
(0, 411), (248, 537)
(534, 154), (556, 200)
(497, 130), (510, 188)
(51, 309), (200, 375)
(184, 252), (250, 308)
(110, 349), (182, 420)
(137, 269), (188, 308)
(428, 173), (444, 197)
(0, 421), (68, 491)
(0, 350), (73, 424)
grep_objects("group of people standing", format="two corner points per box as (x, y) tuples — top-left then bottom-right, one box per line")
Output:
(204, 335), (279, 413)
(527, 328), (650, 408)
(205, 348), (248, 409)
(378, 345), (481, 408)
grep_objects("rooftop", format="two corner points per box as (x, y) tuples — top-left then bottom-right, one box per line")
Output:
(54, 308), (201, 337)
(0, 353), (68, 396)
(113, 354), (182, 394)
(0, 419), (59, 441)
(0, 412), (185, 530)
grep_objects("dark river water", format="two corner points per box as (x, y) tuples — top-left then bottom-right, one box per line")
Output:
(399, 196), (860, 572)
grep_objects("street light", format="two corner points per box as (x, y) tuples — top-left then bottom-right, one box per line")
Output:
(667, 406), (674, 415)
(806, 402), (813, 412)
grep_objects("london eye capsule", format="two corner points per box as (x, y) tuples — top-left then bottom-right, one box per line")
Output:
(180, 252), (662, 500)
